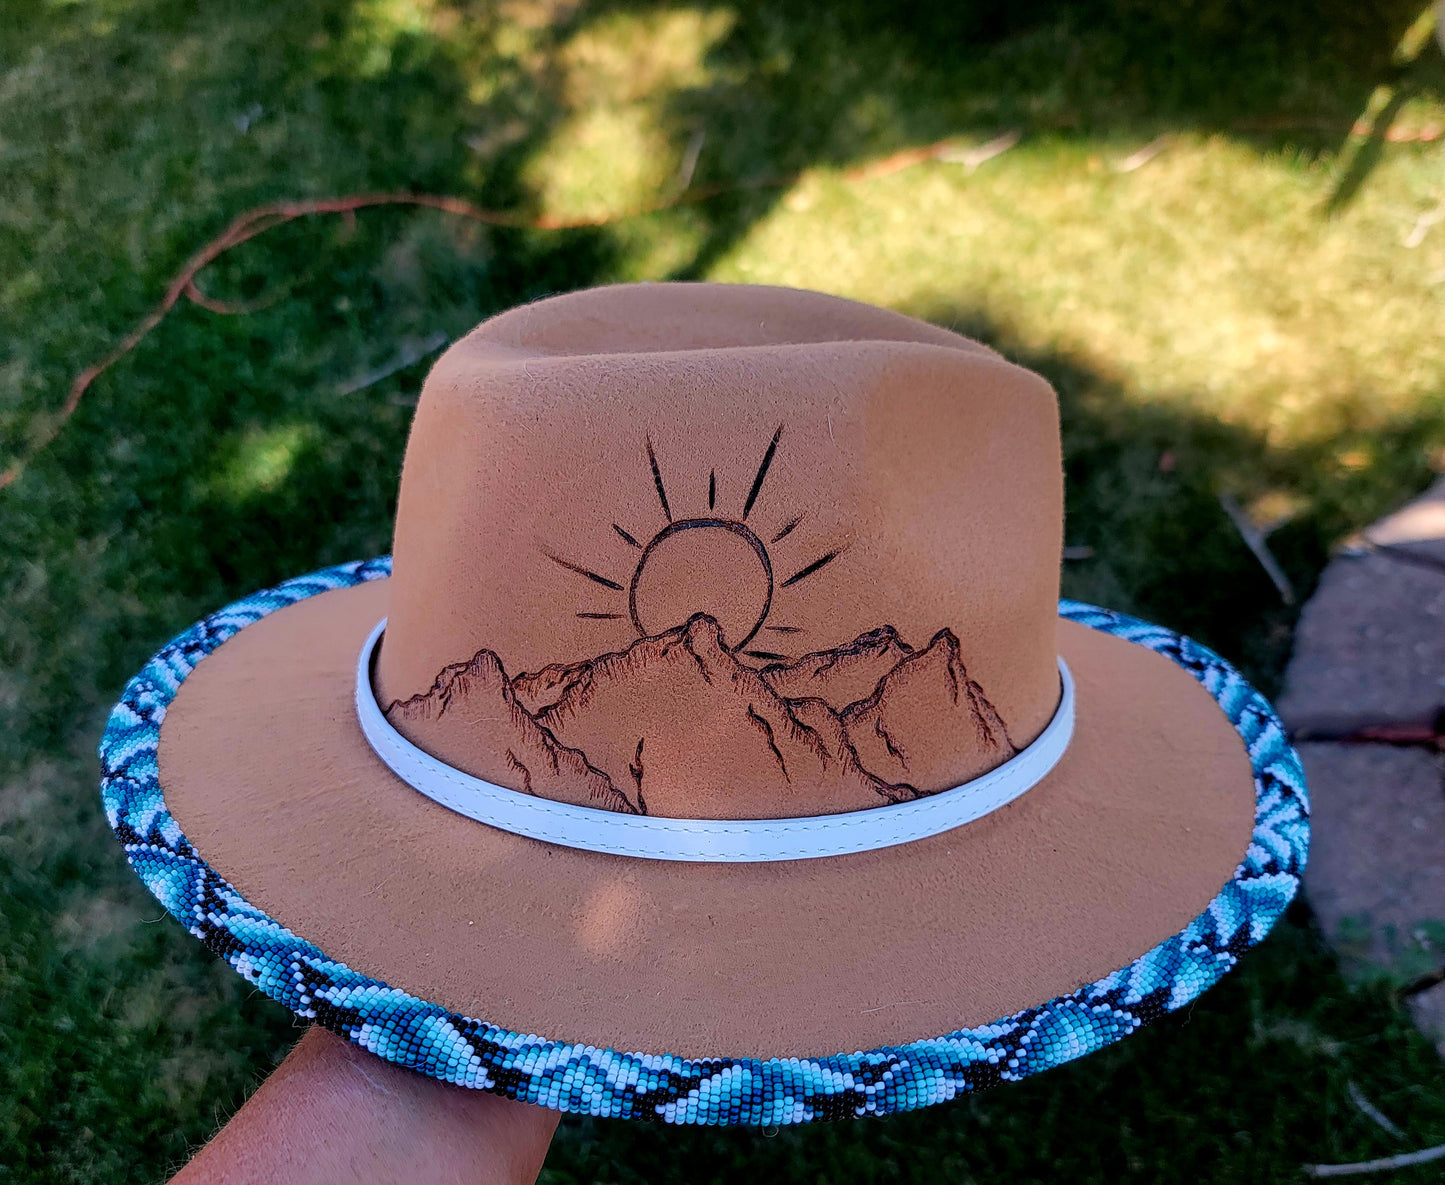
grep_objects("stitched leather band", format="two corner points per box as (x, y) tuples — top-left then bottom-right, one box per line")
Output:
(355, 618), (1074, 862)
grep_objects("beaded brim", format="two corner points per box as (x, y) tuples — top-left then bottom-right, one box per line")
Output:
(99, 558), (1308, 1124)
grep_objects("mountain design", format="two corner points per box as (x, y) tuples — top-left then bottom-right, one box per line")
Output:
(386, 649), (638, 814)
(759, 626), (915, 710)
(385, 617), (1018, 820)
(840, 629), (1017, 787)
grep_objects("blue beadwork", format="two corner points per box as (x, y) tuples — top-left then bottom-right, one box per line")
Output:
(98, 559), (1309, 1125)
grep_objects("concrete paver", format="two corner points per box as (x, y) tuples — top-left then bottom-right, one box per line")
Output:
(1279, 478), (1445, 1051)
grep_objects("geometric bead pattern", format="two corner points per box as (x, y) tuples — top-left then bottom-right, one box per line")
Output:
(98, 558), (1309, 1125)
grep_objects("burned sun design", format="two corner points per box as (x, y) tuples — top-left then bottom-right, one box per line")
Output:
(543, 426), (841, 660)
(387, 423), (1018, 817)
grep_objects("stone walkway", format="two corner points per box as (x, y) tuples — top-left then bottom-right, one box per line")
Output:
(1278, 477), (1445, 1055)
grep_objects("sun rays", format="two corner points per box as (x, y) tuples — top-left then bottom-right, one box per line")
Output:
(543, 424), (845, 658)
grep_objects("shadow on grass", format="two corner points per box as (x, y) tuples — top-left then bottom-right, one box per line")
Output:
(1324, 9), (1445, 214)
(579, 0), (1442, 275)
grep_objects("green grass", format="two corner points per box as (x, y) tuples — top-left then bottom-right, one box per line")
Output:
(2, 0), (1444, 1180)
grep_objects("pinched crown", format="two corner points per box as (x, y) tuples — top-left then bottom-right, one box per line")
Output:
(374, 283), (1063, 820)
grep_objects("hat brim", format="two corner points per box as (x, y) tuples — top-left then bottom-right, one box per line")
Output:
(100, 558), (1308, 1124)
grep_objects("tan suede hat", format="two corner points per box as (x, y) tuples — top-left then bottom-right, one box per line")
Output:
(100, 282), (1309, 1125)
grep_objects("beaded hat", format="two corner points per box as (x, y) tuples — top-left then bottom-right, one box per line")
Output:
(101, 282), (1308, 1125)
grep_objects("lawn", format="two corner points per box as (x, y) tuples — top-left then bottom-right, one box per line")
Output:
(2, 0), (1445, 1181)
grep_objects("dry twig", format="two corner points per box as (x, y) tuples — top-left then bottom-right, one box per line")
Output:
(1114, 134), (1174, 173)
(1303, 1142), (1445, 1177)
(3, 130), (1025, 491)
(1219, 493), (1296, 604)
(1346, 1081), (1405, 1138)
(1404, 196), (1445, 248)
(936, 128), (1023, 170)
(336, 332), (451, 396)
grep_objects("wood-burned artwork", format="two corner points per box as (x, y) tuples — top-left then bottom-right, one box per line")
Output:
(386, 427), (1017, 818)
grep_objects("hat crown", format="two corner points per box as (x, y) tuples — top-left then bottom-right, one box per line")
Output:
(374, 283), (1063, 820)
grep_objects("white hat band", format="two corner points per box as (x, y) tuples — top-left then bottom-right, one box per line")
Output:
(355, 618), (1074, 863)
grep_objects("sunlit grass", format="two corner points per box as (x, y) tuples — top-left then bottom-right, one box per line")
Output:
(523, 8), (735, 217)
(205, 423), (321, 503)
(336, 0), (445, 78)
(717, 133), (1445, 443)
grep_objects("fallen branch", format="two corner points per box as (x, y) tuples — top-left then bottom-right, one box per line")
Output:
(1293, 717), (1445, 753)
(1231, 117), (1444, 142)
(1346, 1081), (1405, 1138)
(2, 130), (1022, 491)
(336, 331), (451, 396)
(2, 190), (623, 491)
(936, 128), (1023, 171)
(1303, 1142), (1445, 1178)
(1114, 134), (1174, 173)
(1219, 493), (1296, 604)
(1404, 195), (1445, 248)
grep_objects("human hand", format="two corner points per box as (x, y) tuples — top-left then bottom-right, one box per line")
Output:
(170, 1026), (559, 1185)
